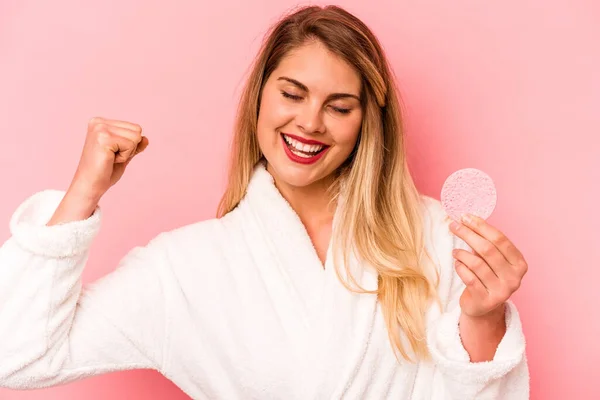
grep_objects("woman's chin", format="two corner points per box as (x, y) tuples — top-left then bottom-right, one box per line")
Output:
(278, 170), (317, 188)
(268, 161), (321, 188)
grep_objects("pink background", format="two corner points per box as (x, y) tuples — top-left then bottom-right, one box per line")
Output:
(1, 0), (598, 399)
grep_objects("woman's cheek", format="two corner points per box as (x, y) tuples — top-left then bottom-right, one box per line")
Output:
(277, 103), (297, 122)
(332, 122), (361, 148)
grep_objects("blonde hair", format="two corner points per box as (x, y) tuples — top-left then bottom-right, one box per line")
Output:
(217, 5), (439, 362)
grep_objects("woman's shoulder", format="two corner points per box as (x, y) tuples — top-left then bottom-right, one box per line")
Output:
(147, 206), (247, 260)
(419, 194), (451, 232)
(418, 194), (455, 263)
(153, 214), (232, 249)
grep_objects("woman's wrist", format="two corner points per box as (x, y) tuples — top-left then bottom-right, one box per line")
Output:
(458, 303), (507, 362)
(461, 303), (507, 326)
(46, 187), (100, 226)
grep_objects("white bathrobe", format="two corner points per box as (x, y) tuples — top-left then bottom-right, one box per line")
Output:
(0, 163), (529, 399)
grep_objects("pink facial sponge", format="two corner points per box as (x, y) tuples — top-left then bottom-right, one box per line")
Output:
(441, 168), (497, 222)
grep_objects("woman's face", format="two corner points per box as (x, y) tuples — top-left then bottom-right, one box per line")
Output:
(256, 40), (363, 189)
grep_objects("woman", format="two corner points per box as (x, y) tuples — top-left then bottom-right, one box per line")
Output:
(0, 5), (529, 399)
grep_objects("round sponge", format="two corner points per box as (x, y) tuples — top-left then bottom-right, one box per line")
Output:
(441, 168), (497, 222)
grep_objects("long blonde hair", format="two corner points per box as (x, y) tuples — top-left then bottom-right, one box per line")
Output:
(217, 5), (439, 362)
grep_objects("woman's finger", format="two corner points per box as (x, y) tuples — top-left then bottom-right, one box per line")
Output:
(450, 221), (512, 279)
(461, 214), (524, 266)
(454, 260), (488, 300)
(453, 249), (501, 292)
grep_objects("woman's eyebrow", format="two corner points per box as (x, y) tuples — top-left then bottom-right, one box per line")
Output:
(277, 76), (361, 102)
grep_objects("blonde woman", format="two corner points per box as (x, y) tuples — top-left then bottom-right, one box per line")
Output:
(0, 5), (529, 399)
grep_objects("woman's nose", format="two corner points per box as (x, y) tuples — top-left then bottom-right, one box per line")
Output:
(295, 103), (325, 135)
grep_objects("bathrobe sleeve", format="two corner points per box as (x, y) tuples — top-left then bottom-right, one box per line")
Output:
(0, 190), (168, 390)
(424, 197), (530, 400)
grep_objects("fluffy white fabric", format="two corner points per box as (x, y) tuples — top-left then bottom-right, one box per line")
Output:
(0, 163), (529, 399)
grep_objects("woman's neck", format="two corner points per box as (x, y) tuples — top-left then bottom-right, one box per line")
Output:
(265, 162), (336, 266)
(266, 164), (336, 224)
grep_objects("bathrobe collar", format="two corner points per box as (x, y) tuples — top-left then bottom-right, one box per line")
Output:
(239, 161), (381, 397)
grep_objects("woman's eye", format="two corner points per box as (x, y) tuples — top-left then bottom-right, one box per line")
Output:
(331, 106), (351, 114)
(281, 91), (302, 101)
(281, 90), (351, 115)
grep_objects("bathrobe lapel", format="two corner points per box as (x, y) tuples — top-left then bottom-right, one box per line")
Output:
(242, 163), (328, 329)
(241, 162), (380, 398)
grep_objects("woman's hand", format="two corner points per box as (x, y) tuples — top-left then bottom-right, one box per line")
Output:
(448, 214), (528, 361)
(449, 214), (528, 319)
(47, 117), (149, 225)
(71, 117), (149, 199)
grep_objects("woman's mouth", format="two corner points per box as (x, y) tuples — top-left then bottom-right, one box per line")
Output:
(280, 133), (329, 165)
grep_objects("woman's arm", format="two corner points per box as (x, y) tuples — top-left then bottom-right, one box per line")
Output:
(421, 196), (529, 400)
(458, 304), (507, 362)
(0, 190), (168, 389)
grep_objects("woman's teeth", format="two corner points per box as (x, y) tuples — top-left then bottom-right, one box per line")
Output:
(282, 134), (325, 155)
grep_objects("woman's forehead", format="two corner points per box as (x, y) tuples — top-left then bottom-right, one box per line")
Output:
(274, 42), (361, 94)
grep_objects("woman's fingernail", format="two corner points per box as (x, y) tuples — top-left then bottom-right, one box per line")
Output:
(450, 221), (460, 231)
(462, 214), (474, 225)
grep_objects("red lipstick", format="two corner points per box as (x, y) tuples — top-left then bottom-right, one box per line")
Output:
(281, 133), (328, 146)
(280, 133), (329, 165)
